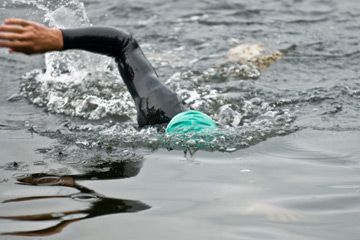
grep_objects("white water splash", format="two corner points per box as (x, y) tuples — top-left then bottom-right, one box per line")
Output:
(17, 0), (136, 120)
(12, 0), (297, 152)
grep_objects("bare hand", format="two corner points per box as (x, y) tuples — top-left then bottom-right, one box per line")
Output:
(0, 18), (63, 55)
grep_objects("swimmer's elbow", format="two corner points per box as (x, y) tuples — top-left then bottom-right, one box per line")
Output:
(115, 30), (139, 55)
(95, 27), (139, 57)
(110, 28), (137, 53)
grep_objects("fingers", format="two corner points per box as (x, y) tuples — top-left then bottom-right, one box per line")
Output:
(0, 24), (24, 33)
(0, 32), (27, 41)
(0, 20), (29, 43)
(0, 40), (17, 48)
(0, 40), (27, 49)
(0, 18), (56, 55)
(0, 24), (27, 42)
(0, 20), (28, 43)
(4, 18), (35, 27)
(0, 19), (34, 53)
(0, 31), (31, 54)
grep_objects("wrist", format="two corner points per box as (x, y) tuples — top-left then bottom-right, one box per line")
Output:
(50, 28), (64, 51)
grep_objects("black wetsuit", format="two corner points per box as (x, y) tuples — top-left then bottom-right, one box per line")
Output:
(61, 27), (184, 127)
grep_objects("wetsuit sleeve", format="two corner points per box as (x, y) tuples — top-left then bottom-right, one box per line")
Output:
(60, 27), (183, 126)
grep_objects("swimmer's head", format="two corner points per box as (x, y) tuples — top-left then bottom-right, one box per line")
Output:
(165, 110), (217, 134)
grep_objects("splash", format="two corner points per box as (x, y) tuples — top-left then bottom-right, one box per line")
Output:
(13, 0), (298, 153)
(16, 0), (136, 120)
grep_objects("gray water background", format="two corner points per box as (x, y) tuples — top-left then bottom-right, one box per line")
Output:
(0, 0), (360, 239)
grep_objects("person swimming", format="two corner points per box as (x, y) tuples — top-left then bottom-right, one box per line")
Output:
(0, 18), (217, 134)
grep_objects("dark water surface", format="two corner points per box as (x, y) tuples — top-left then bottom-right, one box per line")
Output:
(0, 0), (360, 239)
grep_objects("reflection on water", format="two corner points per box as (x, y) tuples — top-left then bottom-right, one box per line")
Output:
(1, 0), (360, 238)
(0, 160), (150, 237)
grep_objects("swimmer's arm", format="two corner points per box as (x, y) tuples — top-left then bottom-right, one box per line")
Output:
(0, 18), (63, 54)
(0, 18), (183, 125)
(59, 26), (184, 125)
(0, 18), (132, 57)
(60, 27), (133, 58)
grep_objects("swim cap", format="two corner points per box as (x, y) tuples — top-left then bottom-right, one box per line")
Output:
(165, 110), (217, 134)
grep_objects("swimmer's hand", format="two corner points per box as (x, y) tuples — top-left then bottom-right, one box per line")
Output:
(0, 18), (63, 55)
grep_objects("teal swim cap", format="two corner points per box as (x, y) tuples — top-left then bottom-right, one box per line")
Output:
(166, 110), (217, 134)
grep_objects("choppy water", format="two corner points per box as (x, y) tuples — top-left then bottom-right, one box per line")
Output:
(0, 0), (360, 239)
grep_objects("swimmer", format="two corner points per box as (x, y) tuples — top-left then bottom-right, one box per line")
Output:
(0, 18), (216, 134)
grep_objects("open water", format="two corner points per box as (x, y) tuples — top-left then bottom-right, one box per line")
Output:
(0, 0), (360, 239)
